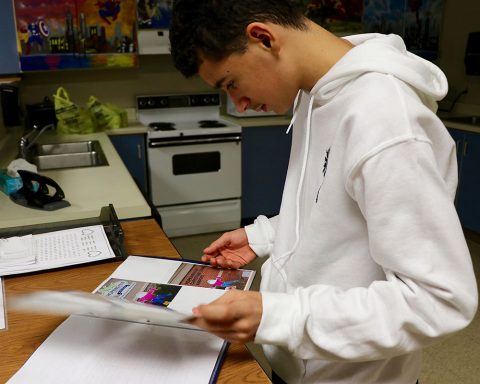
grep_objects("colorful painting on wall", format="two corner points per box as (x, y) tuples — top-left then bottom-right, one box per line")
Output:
(14, 0), (139, 71)
(363, 0), (445, 60)
(303, 0), (364, 35)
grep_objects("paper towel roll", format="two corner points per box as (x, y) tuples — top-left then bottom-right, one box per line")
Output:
(7, 158), (38, 178)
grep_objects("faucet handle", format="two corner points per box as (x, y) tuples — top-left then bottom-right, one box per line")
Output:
(18, 123), (54, 159)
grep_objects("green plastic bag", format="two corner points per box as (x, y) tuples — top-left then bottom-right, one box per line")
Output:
(53, 87), (96, 134)
(87, 96), (128, 131)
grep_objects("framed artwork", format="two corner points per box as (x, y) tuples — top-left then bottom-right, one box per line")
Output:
(137, 0), (173, 29)
(14, 0), (139, 71)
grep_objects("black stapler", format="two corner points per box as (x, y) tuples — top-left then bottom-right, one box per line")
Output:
(10, 170), (71, 211)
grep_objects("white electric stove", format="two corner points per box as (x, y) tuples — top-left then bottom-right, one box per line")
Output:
(136, 93), (242, 237)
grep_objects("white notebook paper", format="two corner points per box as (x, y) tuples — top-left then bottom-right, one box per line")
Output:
(7, 316), (226, 384)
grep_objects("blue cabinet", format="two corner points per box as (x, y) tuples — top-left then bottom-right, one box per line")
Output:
(109, 134), (148, 196)
(448, 128), (480, 233)
(0, 0), (20, 74)
(241, 125), (292, 225)
(448, 128), (465, 207)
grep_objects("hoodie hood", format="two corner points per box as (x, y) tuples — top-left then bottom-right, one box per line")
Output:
(310, 33), (448, 112)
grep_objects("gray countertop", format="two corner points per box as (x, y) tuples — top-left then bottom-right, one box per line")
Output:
(0, 131), (150, 229)
(441, 116), (480, 133)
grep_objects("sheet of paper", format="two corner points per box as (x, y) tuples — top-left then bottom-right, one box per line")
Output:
(10, 290), (193, 327)
(0, 278), (5, 330)
(0, 225), (116, 276)
(111, 255), (181, 282)
(7, 316), (226, 384)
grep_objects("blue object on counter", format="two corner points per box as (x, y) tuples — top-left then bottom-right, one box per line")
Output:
(0, 170), (23, 195)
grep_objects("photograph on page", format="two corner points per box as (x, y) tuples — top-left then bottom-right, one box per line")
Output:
(93, 277), (224, 317)
(96, 278), (182, 308)
(168, 262), (255, 291)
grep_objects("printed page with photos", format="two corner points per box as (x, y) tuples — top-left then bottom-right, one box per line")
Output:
(95, 256), (256, 319)
(11, 256), (256, 328)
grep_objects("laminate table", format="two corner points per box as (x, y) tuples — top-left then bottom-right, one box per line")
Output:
(0, 219), (270, 384)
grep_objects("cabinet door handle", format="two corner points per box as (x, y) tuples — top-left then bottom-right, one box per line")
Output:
(463, 140), (468, 156)
(137, 144), (142, 159)
(456, 140), (462, 155)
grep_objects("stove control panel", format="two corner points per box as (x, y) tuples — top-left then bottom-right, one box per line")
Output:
(137, 93), (220, 110)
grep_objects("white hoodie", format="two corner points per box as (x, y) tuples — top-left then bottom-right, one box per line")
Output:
(245, 34), (478, 383)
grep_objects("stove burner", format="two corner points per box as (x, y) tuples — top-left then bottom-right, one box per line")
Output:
(149, 122), (176, 131)
(199, 120), (227, 128)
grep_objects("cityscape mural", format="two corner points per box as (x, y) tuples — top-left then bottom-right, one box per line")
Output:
(14, 0), (138, 71)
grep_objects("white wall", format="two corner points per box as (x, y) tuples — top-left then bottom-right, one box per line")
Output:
(18, 55), (211, 109)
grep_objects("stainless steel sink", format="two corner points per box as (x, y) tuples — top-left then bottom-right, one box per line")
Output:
(29, 140), (109, 170)
(444, 116), (480, 126)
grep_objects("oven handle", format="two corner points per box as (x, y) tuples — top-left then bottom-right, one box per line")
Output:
(149, 136), (242, 148)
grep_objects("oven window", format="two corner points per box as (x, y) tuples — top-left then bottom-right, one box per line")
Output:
(172, 152), (221, 175)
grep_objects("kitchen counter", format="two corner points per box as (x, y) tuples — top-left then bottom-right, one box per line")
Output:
(441, 117), (480, 134)
(222, 113), (292, 127)
(0, 131), (150, 229)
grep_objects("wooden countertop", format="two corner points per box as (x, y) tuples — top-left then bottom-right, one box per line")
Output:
(0, 219), (270, 384)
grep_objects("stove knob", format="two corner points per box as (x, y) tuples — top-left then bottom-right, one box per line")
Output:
(191, 96), (198, 105)
(147, 99), (156, 107)
(203, 96), (210, 104)
(159, 98), (168, 107)
(138, 99), (147, 108)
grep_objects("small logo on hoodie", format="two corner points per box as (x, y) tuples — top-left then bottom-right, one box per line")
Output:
(316, 147), (330, 203)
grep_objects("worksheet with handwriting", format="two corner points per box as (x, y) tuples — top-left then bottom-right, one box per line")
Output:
(35, 226), (112, 262)
(0, 225), (116, 276)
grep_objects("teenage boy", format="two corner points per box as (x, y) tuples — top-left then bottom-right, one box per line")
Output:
(169, 1), (478, 383)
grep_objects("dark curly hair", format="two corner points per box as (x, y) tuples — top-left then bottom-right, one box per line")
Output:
(169, 0), (307, 77)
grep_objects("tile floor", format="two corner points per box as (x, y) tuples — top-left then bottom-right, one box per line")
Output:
(171, 232), (480, 383)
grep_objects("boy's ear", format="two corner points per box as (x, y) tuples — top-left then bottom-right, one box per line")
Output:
(246, 22), (275, 49)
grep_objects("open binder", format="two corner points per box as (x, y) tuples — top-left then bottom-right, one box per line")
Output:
(8, 256), (257, 384)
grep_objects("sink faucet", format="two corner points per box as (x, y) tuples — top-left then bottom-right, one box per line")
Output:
(18, 124), (55, 159)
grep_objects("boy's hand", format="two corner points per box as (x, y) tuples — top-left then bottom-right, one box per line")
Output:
(202, 228), (257, 269)
(188, 290), (262, 344)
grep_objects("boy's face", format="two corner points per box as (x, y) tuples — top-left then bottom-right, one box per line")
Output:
(198, 42), (298, 115)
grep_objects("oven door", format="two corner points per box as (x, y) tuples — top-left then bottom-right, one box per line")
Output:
(148, 134), (242, 206)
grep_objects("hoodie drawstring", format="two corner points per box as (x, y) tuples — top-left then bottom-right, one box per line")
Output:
(286, 91), (301, 135)
(273, 93), (315, 282)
